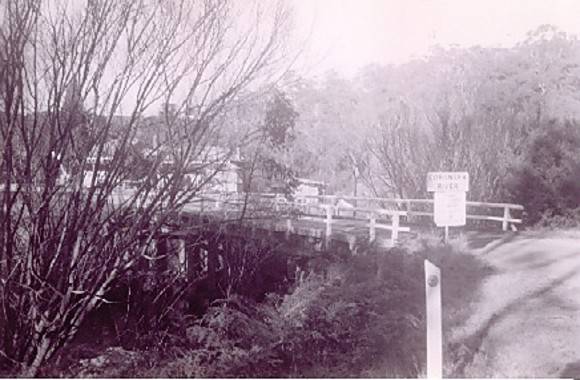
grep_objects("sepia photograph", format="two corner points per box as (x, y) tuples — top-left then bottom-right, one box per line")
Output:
(0, 0), (580, 377)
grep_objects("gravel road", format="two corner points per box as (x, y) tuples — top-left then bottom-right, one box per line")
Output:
(450, 230), (580, 378)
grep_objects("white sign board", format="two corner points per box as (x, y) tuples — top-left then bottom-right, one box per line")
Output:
(427, 172), (469, 192)
(434, 191), (466, 227)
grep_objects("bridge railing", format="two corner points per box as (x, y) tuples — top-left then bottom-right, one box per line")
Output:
(113, 189), (523, 233)
(173, 192), (524, 251)
(288, 194), (524, 231)
(185, 192), (524, 231)
(181, 192), (410, 247)
(302, 203), (409, 247)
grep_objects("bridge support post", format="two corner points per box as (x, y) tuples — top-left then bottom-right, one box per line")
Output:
(206, 236), (219, 296)
(155, 236), (169, 272)
(177, 239), (186, 274)
(200, 245), (209, 273)
(186, 239), (201, 279)
(502, 207), (511, 231)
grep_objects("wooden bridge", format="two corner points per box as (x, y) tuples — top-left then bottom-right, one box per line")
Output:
(109, 190), (524, 287)
(175, 192), (525, 245)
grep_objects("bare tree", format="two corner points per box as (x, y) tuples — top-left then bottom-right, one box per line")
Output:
(364, 100), (433, 199)
(0, 0), (293, 375)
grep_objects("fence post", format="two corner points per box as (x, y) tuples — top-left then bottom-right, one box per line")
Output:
(325, 205), (333, 248)
(369, 212), (376, 242)
(406, 200), (412, 222)
(502, 206), (511, 231)
(391, 213), (400, 246)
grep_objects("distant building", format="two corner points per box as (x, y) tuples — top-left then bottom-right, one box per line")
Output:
(81, 156), (113, 188)
(80, 139), (118, 188)
(158, 145), (244, 194)
(294, 177), (325, 199)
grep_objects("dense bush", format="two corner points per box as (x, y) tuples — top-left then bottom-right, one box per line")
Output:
(56, 235), (491, 378)
(284, 253), (426, 377)
(505, 120), (580, 225)
(536, 207), (580, 229)
(137, 248), (427, 378)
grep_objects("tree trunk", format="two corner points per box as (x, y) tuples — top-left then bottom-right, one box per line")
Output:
(20, 336), (51, 378)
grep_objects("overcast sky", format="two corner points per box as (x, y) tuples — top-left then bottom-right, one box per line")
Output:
(290, 0), (580, 77)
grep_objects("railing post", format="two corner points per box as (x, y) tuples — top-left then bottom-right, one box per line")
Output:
(200, 246), (209, 273)
(406, 200), (412, 222)
(502, 206), (511, 231)
(391, 213), (400, 246)
(186, 240), (200, 278)
(325, 205), (332, 248)
(369, 212), (376, 242)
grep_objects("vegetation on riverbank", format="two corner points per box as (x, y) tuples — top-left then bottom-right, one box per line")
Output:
(28, 233), (492, 378)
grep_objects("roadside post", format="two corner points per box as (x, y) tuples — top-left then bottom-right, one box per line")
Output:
(427, 172), (469, 243)
(425, 259), (442, 378)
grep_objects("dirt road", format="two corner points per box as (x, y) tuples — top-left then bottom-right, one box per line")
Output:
(450, 230), (580, 378)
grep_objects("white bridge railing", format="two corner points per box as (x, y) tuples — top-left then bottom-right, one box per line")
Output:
(180, 193), (409, 246)
(295, 195), (525, 231)
(177, 192), (524, 247)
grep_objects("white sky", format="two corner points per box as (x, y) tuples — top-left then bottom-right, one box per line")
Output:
(290, 0), (580, 77)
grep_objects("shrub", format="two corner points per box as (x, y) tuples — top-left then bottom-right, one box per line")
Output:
(271, 249), (427, 377)
(141, 295), (282, 378)
(137, 250), (428, 378)
(536, 207), (580, 229)
(505, 120), (580, 224)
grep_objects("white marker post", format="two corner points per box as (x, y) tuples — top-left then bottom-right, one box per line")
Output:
(425, 259), (442, 379)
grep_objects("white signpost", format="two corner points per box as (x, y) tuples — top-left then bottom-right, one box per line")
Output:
(427, 172), (469, 243)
